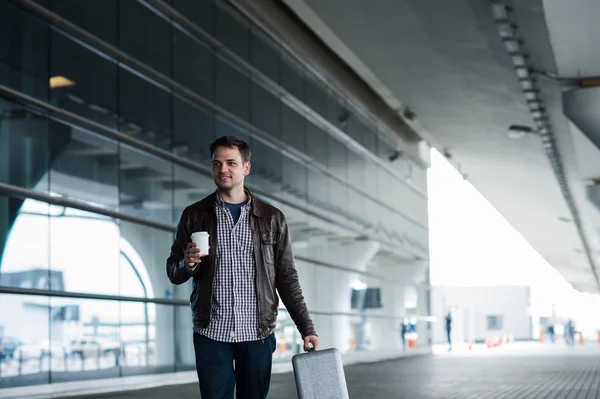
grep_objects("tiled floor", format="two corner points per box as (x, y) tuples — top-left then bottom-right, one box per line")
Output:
(72, 343), (600, 398)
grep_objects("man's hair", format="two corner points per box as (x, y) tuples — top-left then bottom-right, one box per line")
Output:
(209, 136), (251, 163)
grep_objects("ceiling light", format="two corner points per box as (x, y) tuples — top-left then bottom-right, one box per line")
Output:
(528, 101), (541, 110)
(497, 23), (514, 38)
(492, 3), (509, 20)
(515, 67), (529, 78)
(524, 90), (538, 100)
(511, 55), (526, 66)
(520, 80), (533, 90)
(507, 124), (533, 140)
(504, 39), (520, 53)
(49, 76), (76, 89)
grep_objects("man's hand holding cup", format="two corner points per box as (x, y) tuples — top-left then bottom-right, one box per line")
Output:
(185, 232), (210, 268)
(184, 242), (202, 268)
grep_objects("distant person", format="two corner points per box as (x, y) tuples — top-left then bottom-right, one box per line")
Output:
(400, 320), (407, 351)
(547, 325), (555, 343)
(166, 136), (318, 399)
(445, 312), (452, 351)
(568, 319), (576, 345)
(564, 321), (571, 345)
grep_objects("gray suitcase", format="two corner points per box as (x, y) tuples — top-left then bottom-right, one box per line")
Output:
(291, 348), (350, 399)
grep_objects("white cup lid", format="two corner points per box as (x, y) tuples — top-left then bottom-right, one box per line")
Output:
(191, 232), (209, 237)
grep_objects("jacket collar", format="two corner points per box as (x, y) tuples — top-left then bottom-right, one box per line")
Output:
(196, 188), (264, 218)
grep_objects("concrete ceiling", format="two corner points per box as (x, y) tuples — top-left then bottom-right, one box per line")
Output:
(280, 0), (600, 292)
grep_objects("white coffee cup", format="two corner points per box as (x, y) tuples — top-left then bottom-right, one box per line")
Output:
(191, 232), (210, 256)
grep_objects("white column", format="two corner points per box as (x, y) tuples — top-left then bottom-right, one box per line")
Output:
(294, 239), (380, 352)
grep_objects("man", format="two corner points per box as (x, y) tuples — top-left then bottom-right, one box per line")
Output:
(400, 319), (407, 351)
(166, 136), (318, 399)
(445, 311), (452, 351)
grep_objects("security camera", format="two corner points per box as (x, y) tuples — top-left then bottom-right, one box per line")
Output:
(507, 124), (534, 140)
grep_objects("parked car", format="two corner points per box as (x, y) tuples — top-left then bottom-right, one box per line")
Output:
(0, 337), (23, 360)
(13, 340), (68, 360)
(70, 338), (120, 358)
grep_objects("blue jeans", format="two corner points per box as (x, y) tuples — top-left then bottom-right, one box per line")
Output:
(193, 333), (276, 399)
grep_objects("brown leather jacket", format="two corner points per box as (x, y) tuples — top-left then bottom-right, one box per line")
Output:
(166, 191), (316, 339)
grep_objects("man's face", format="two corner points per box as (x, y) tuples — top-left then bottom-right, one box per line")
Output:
(211, 146), (250, 191)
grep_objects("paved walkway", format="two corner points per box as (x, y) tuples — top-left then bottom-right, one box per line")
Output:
(71, 343), (600, 398)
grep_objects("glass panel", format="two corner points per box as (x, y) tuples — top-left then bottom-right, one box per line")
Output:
(273, 308), (302, 360)
(364, 198), (380, 229)
(281, 104), (306, 153)
(174, 305), (194, 371)
(173, 30), (214, 102)
(215, 2), (250, 61)
(304, 76), (328, 120)
(172, 165), (215, 224)
(329, 97), (349, 132)
(47, 207), (119, 295)
(250, 27), (280, 83)
(172, 0), (214, 35)
(364, 162), (378, 195)
(0, 293), (50, 388)
(215, 57), (250, 122)
(328, 138), (347, 178)
(118, 69), (172, 150)
(119, 221), (174, 300)
(173, 98), (214, 168)
(50, 0), (118, 45)
(119, 0), (171, 76)
(0, 198), (49, 290)
(0, 99), (50, 193)
(379, 168), (396, 210)
(363, 128), (378, 154)
(215, 115), (250, 142)
(377, 139), (396, 164)
(250, 138), (282, 194)
(118, 144), (173, 225)
(121, 303), (174, 375)
(49, 125), (119, 209)
(305, 124), (328, 166)
(348, 157), (367, 225)
(347, 116), (369, 149)
(282, 159), (307, 202)
(250, 82), (280, 139)
(307, 169), (328, 210)
(50, 30), (118, 127)
(0, 1), (49, 100)
(280, 54), (304, 101)
(328, 179), (348, 218)
(48, 297), (120, 383)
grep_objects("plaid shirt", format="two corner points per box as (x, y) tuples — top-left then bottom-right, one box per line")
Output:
(193, 194), (261, 342)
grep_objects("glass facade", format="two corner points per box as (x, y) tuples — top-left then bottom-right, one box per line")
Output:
(0, 0), (430, 390)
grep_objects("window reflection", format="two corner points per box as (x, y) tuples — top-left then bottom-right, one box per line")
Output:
(1, 199), (153, 298)
(46, 297), (121, 382)
(119, 221), (171, 300)
(0, 294), (181, 385)
(0, 294), (50, 388)
(0, 99), (50, 193)
(0, 199), (49, 290)
(121, 303), (174, 375)
(273, 308), (302, 360)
